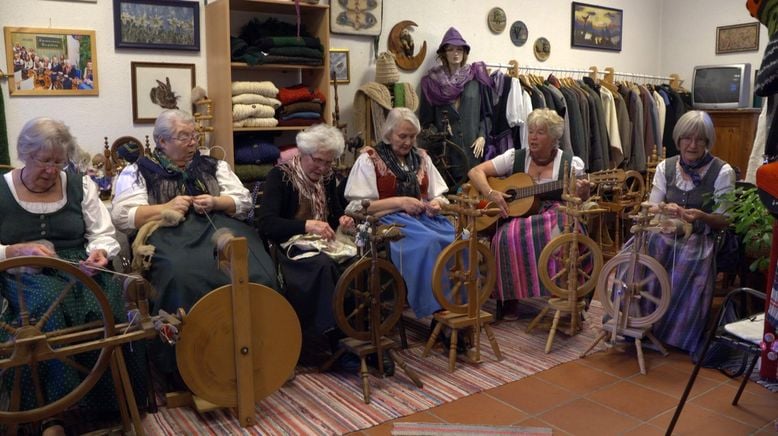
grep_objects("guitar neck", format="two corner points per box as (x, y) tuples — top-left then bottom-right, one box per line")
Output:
(513, 180), (564, 199)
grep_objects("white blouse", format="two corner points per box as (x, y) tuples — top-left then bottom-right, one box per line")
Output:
(490, 148), (585, 182)
(0, 172), (120, 260)
(344, 149), (450, 212)
(111, 160), (252, 232)
(649, 158), (736, 214)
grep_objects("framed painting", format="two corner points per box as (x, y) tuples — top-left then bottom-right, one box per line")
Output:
(113, 0), (200, 51)
(716, 22), (760, 54)
(329, 49), (350, 84)
(330, 0), (382, 36)
(3, 26), (98, 96)
(131, 61), (195, 124)
(571, 2), (623, 52)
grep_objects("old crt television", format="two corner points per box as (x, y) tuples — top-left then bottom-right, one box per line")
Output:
(692, 63), (752, 109)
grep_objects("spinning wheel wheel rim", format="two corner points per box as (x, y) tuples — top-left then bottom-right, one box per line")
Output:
(538, 233), (603, 299)
(431, 240), (495, 313)
(421, 141), (469, 192)
(621, 170), (646, 214)
(176, 283), (302, 407)
(0, 256), (115, 424)
(333, 258), (406, 341)
(596, 252), (671, 327)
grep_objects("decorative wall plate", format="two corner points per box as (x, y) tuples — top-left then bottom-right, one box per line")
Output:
(510, 21), (528, 47)
(533, 37), (551, 62)
(487, 7), (507, 34)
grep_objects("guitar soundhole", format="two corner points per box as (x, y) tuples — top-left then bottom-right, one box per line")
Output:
(505, 189), (519, 202)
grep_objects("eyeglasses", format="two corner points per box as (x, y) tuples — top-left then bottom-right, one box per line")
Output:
(307, 155), (334, 167)
(679, 136), (708, 147)
(32, 157), (68, 169)
(170, 133), (201, 143)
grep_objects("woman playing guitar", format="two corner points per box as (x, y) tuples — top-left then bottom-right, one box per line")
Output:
(467, 108), (590, 320)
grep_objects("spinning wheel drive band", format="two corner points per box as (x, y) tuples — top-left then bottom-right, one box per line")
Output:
(0, 256), (116, 424)
(538, 233), (603, 299)
(431, 240), (495, 313)
(177, 283), (301, 407)
(596, 252), (671, 328)
(333, 258), (406, 341)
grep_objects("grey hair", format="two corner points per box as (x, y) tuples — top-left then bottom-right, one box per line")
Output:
(153, 109), (195, 147)
(296, 123), (345, 158)
(17, 117), (76, 164)
(381, 107), (421, 143)
(672, 110), (716, 150)
(527, 108), (565, 143)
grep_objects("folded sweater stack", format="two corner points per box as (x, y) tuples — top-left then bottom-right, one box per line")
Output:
(276, 84), (326, 127)
(231, 81), (281, 128)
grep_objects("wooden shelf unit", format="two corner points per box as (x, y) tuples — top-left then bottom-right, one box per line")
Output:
(707, 109), (760, 179)
(205, 0), (331, 167)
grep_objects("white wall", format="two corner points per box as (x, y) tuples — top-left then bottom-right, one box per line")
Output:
(0, 0), (207, 164)
(659, 0), (766, 99)
(0, 0), (766, 164)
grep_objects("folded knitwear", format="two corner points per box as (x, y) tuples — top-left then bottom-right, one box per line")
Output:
(261, 54), (324, 66)
(280, 111), (322, 121)
(233, 117), (279, 128)
(234, 163), (276, 182)
(277, 84), (326, 106)
(231, 81), (279, 97)
(235, 141), (280, 165)
(233, 103), (276, 121)
(276, 118), (321, 127)
(267, 46), (323, 60)
(277, 101), (323, 116)
(254, 36), (323, 51)
(232, 93), (282, 108)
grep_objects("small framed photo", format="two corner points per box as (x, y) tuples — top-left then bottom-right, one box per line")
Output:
(4, 26), (98, 96)
(131, 61), (195, 124)
(329, 49), (350, 84)
(571, 2), (623, 52)
(113, 0), (200, 51)
(716, 22), (760, 54)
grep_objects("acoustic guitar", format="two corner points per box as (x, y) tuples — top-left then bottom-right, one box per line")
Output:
(469, 169), (625, 230)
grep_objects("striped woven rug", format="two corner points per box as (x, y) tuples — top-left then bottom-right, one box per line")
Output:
(142, 302), (606, 435)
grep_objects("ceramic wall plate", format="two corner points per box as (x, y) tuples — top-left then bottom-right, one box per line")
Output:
(510, 21), (528, 47)
(487, 7), (507, 34)
(533, 37), (551, 62)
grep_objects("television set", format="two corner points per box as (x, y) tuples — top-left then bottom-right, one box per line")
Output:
(691, 63), (752, 109)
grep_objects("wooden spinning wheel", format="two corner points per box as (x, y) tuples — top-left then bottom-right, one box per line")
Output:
(538, 233), (603, 299)
(0, 256), (116, 425)
(333, 257), (406, 341)
(431, 240), (495, 313)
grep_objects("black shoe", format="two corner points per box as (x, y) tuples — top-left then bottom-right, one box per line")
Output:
(336, 351), (361, 372)
(442, 333), (470, 354)
(366, 352), (395, 376)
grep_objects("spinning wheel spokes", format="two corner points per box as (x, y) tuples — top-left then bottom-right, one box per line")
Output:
(0, 256), (115, 424)
(538, 233), (603, 299)
(334, 258), (406, 341)
(432, 240), (495, 314)
(596, 253), (671, 328)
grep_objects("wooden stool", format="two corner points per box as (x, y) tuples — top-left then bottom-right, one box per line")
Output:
(423, 309), (502, 372)
(335, 336), (422, 404)
(526, 297), (587, 353)
(581, 320), (668, 375)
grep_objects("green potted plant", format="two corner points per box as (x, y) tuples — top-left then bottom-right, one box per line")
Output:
(717, 184), (774, 272)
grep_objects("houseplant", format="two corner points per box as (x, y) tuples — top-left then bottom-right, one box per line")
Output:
(717, 184), (774, 272)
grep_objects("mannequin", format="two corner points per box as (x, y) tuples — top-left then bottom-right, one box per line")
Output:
(353, 52), (419, 148)
(419, 27), (493, 180)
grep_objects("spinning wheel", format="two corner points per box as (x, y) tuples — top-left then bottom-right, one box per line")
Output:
(620, 170), (646, 215)
(596, 252), (671, 328)
(0, 256), (116, 425)
(333, 257), (406, 341)
(537, 233), (603, 299)
(431, 240), (495, 314)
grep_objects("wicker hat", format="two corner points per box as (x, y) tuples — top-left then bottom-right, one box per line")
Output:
(436, 27), (470, 55)
(375, 52), (400, 84)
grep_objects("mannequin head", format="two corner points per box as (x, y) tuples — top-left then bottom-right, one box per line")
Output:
(435, 27), (470, 73)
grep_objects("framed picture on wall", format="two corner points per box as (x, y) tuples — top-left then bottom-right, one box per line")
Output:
(329, 49), (350, 84)
(3, 26), (98, 96)
(571, 2), (623, 52)
(330, 0), (382, 36)
(113, 0), (200, 51)
(131, 61), (195, 124)
(716, 22), (760, 54)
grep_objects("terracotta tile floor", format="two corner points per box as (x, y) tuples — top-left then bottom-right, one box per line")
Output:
(350, 346), (778, 435)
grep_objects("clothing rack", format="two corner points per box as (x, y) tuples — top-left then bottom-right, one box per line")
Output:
(483, 60), (683, 91)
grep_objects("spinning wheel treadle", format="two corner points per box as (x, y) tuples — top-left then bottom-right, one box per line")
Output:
(0, 256), (116, 424)
(596, 252), (671, 328)
(538, 233), (603, 299)
(333, 258), (406, 341)
(176, 282), (301, 407)
(432, 239), (495, 313)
